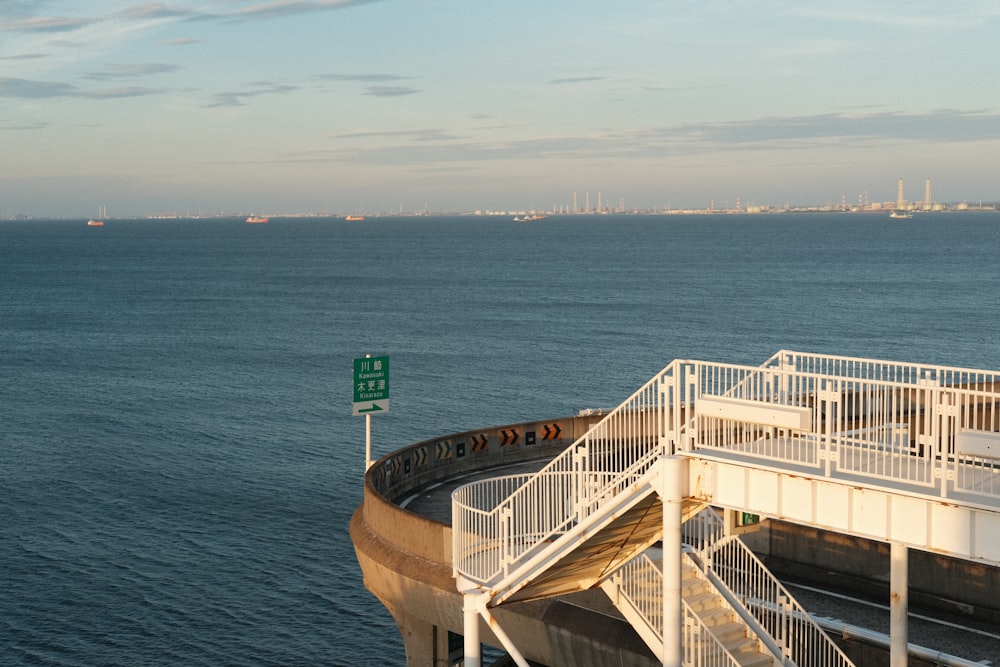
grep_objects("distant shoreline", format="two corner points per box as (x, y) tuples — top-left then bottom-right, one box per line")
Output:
(5, 207), (1000, 222)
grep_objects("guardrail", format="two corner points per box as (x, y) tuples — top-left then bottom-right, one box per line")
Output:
(685, 508), (853, 667)
(685, 351), (1000, 500)
(454, 352), (1000, 587)
(453, 363), (675, 585)
(605, 552), (746, 667)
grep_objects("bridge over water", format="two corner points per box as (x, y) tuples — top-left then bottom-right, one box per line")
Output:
(353, 350), (1000, 666)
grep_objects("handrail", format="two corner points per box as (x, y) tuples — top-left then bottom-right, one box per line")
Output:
(453, 350), (1000, 664)
(456, 352), (1000, 585)
(453, 361), (676, 585)
(605, 552), (746, 667)
(677, 356), (1000, 500)
(767, 350), (1000, 388)
(686, 509), (854, 667)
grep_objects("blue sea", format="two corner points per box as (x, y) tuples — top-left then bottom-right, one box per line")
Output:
(3, 213), (999, 666)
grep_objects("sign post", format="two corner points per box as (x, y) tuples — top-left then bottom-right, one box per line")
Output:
(354, 355), (390, 470)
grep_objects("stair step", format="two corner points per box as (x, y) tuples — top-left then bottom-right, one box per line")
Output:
(736, 653), (777, 667)
(697, 606), (739, 628)
(684, 590), (720, 612)
(710, 621), (749, 642)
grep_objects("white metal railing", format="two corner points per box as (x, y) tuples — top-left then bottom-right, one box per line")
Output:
(682, 352), (1000, 501)
(453, 363), (676, 585)
(685, 508), (853, 667)
(681, 599), (747, 667)
(605, 552), (746, 667)
(681, 359), (822, 469)
(765, 350), (1000, 390)
(603, 552), (663, 646)
(455, 352), (1000, 585)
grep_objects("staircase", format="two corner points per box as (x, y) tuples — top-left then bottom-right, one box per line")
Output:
(602, 549), (779, 666)
(683, 563), (778, 667)
(452, 356), (857, 666)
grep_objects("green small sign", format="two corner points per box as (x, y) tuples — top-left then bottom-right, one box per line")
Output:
(353, 355), (390, 415)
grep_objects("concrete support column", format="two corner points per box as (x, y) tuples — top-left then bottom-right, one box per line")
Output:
(386, 605), (451, 667)
(890, 542), (908, 667)
(661, 456), (684, 667)
(463, 593), (481, 667)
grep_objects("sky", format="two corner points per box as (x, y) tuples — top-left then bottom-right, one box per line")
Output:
(2, 0), (1000, 217)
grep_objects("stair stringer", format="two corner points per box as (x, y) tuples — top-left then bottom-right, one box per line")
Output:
(601, 550), (782, 667)
(486, 464), (665, 607)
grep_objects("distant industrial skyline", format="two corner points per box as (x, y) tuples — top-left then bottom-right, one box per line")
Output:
(3, 2), (999, 218)
(8, 175), (1000, 220)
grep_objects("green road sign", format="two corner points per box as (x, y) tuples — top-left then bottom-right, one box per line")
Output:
(353, 355), (390, 415)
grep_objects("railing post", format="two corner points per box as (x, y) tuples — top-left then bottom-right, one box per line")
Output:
(500, 506), (511, 579)
(917, 374), (946, 498)
(778, 591), (792, 661)
(822, 379), (839, 478)
(660, 367), (674, 456)
(573, 444), (587, 518)
(686, 363), (698, 451)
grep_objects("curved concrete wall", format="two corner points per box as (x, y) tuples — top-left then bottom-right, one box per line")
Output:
(351, 413), (661, 666)
(362, 414), (599, 563)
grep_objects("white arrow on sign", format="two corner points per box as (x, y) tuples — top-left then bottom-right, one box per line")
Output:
(353, 400), (390, 416)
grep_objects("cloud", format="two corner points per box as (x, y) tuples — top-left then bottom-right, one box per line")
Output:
(204, 82), (299, 107)
(119, 3), (198, 20)
(671, 109), (1000, 146)
(84, 86), (163, 99)
(85, 63), (182, 80)
(0, 77), (77, 98)
(321, 73), (411, 82)
(286, 109), (1000, 168)
(333, 128), (459, 141)
(208, 0), (384, 22)
(362, 85), (420, 97)
(0, 76), (165, 99)
(161, 37), (201, 46)
(0, 53), (48, 61)
(1, 120), (51, 131)
(550, 76), (607, 85)
(321, 74), (420, 97)
(6, 16), (98, 32)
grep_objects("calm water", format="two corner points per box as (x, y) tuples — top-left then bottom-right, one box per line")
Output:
(3, 213), (999, 665)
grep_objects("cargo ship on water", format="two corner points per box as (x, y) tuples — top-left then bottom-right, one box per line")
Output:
(88, 206), (107, 226)
(245, 215), (269, 224)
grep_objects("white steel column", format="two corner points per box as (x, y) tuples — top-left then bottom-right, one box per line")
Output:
(463, 593), (481, 667)
(661, 456), (683, 667)
(890, 542), (908, 667)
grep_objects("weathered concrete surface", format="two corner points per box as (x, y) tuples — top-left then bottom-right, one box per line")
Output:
(745, 520), (1000, 625)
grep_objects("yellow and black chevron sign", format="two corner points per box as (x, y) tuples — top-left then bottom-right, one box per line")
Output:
(542, 422), (562, 440)
(500, 428), (519, 446)
(435, 440), (453, 460)
(413, 446), (428, 467)
(469, 433), (488, 453)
